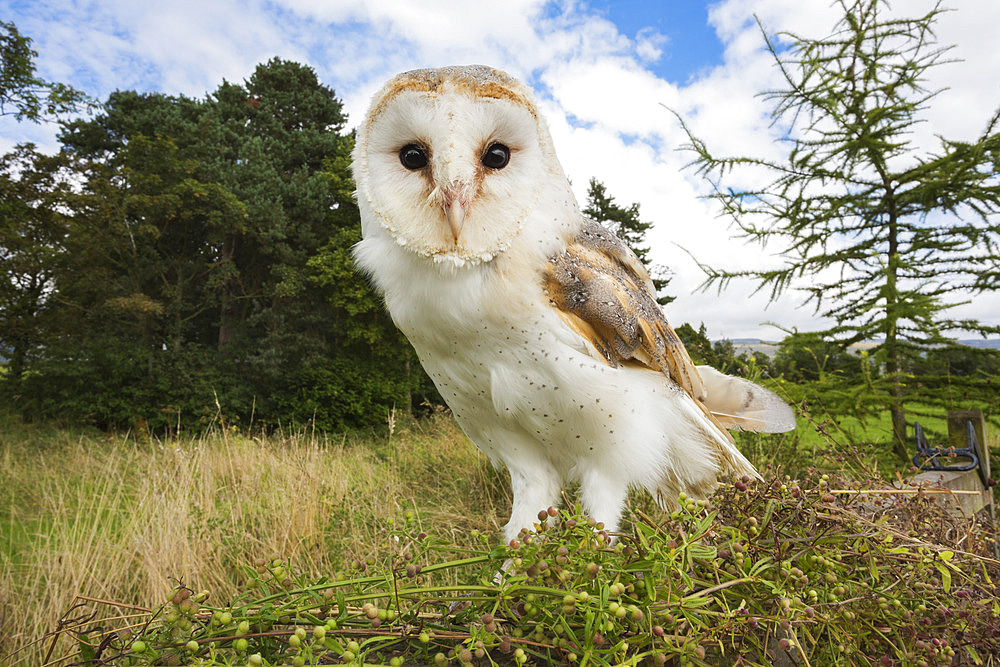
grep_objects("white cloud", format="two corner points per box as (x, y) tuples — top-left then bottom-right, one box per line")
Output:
(634, 26), (667, 63)
(4, 0), (998, 339)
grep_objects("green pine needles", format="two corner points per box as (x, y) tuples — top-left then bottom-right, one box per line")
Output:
(677, 0), (1000, 458)
(583, 178), (674, 305)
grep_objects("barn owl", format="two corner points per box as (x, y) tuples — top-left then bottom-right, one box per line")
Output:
(352, 65), (794, 542)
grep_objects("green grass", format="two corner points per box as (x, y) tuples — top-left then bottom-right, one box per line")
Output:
(748, 374), (999, 480)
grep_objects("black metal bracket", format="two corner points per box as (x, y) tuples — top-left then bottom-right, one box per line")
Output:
(913, 420), (988, 487)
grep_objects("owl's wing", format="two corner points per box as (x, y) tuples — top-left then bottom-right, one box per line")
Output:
(543, 218), (707, 402)
(543, 219), (795, 437)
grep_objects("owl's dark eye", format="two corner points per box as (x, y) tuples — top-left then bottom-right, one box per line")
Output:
(481, 143), (510, 170)
(399, 144), (428, 170)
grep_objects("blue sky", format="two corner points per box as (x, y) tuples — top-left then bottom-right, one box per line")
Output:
(3, 0), (999, 339)
(587, 1), (724, 82)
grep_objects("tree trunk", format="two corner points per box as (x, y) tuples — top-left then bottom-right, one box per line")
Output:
(6, 342), (26, 387)
(884, 267), (907, 459)
(218, 234), (239, 353)
(889, 380), (907, 461)
(172, 267), (184, 353)
(885, 208), (909, 462)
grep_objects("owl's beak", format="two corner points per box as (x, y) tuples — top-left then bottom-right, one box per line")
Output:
(443, 191), (468, 242)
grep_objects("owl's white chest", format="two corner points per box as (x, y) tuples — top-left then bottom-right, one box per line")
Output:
(356, 232), (683, 492)
(357, 233), (623, 463)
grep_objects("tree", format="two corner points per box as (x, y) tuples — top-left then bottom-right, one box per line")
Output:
(28, 93), (251, 427)
(583, 178), (673, 304)
(675, 322), (716, 366)
(0, 145), (72, 387)
(18, 60), (427, 431)
(0, 21), (88, 121)
(207, 58), (427, 427)
(772, 331), (864, 384)
(678, 0), (1000, 459)
(674, 321), (774, 378)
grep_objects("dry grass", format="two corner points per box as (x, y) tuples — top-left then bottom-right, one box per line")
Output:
(0, 411), (511, 666)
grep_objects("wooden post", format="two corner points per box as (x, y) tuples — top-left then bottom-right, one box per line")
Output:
(947, 409), (990, 483)
(913, 409), (996, 555)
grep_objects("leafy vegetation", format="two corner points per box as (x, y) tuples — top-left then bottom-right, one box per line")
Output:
(0, 21), (90, 121)
(1, 57), (435, 432)
(4, 424), (996, 666)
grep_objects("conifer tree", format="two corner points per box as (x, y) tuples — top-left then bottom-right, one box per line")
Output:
(678, 0), (1000, 458)
(584, 178), (673, 304)
(24, 60), (420, 430)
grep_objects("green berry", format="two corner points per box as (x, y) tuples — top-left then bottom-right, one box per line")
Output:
(249, 654), (263, 666)
(235, 638), (248, 653)
(130, 640), (146, 654)
(185, 640), (199, 653)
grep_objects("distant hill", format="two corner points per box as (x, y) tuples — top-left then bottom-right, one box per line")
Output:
(959, 339), (1000, 349)
(725, 338), (1000, 357)
(729, 341), (780, 357)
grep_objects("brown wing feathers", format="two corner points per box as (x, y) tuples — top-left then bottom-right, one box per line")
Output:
(544, 219), (708, 402)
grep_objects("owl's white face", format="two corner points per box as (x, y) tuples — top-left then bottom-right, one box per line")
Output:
(354, 67), (554, 266)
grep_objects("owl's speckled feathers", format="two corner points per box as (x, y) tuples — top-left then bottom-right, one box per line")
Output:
(352, 65), (794, 540)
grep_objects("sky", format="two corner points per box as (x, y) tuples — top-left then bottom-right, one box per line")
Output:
(3, 0), (999, 341)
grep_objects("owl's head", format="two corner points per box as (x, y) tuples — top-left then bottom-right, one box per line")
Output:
(353, 65), (566, 266)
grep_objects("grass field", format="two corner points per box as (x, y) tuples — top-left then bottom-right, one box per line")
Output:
(0, 409), (512, 666)
(1, 401), (996, 666)
(752, 376), (997, 476)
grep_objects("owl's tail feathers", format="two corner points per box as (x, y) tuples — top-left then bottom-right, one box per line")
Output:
(696, 365), (796, 434)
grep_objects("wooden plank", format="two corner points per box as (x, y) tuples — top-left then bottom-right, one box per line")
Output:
(946, 409), (990, 483)
(910, 469), (991, 517)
